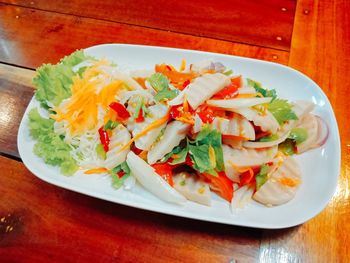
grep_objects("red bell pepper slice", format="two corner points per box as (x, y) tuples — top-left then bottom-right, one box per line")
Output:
(201, 171), (233, 202)
(181, 79), (191, 90)
(109, 102), (131, 121)
(152, 163), (174, 186)
(196, 105), (215, 123)
(169, 105), (182, 119)
(230, 75), (242, 88)
(212, 76), (241, 99)
(239, 166), (261, 187)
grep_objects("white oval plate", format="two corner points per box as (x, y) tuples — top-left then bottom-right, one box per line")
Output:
(18, 44), (340, 229)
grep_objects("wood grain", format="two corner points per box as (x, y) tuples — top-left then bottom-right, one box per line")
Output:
(1, 0), (296, 50)
(0, 4), (289, 70)
(0, 155), (261, 262)
(260, 0), (350, 262)
(0, 0), (349, 262)
(0, 64), (34, 157)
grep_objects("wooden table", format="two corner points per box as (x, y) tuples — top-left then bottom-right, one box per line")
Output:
(1, 1), (349, 262)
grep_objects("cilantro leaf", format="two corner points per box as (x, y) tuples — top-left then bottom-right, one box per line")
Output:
(154, 88), (179, 102)
(189, 144), (211, 172)
(195, 125), (212, 142)
(208, 129), (224, 171)
(148, 73), (178, 101)
(289, 128), (308, 145)
(267, 99), (298, 125)
(160, 145), (183, 163)
(247, 78), (277, 100)
(171, 147), (188, 164)
(148, 73), (169, 92)
(188, 125), (224, 174)
(158, 126), (225, 174)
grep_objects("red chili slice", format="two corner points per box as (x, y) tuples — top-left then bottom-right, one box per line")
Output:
(98, 127), (110, 152)
(135, 107), (144, 123)
(109, 102), (131, 120)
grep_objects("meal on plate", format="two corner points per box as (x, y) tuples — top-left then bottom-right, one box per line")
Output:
(28, 50), (328, 209)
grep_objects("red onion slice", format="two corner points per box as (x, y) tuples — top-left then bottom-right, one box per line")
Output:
(313, 116), (329, 147)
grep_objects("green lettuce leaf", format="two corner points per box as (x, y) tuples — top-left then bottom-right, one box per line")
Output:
(160, 145), (181, 163)
(33, 50), (91, 108)
(28, 108), (78, 175)
(171, 147), (188, 164)
(267, 99), (298, 125)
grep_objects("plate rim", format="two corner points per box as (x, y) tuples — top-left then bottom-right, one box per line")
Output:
(17, 43), (341, 229)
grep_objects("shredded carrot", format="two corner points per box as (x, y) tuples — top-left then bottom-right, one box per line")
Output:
(235, 93), (263, 98)
(201, 171), (233, 202)
(202, 69), (216, 74)
(134, 77), (147, 89)
(155, 63), (197, 83)
(175, 117), (194, 125)
(228, 161), (254, 174)
(84, 167), (108, 174)
(279, 177), (300, 187)
(252, 104), (268, 115)
(222, 134), (248, 141)
(118, 111), (170, 152)
(139, 150), (148, 160)
(183, 94), (189, 112)
(235, 166), (255, 187)
(179, 59), (186, 71)
(172, 154), (180, 159)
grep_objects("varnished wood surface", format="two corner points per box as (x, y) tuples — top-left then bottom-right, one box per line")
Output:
(0, 0), (349, 262)
(260, 1), (350, 262)
(0, 64), (34, 157)
(1, 0), (296, 50)
(0, 4), (288, 69)
(0, 156), (261, 262)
